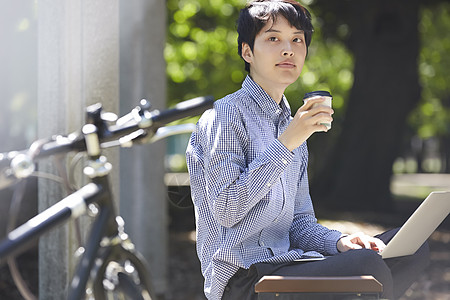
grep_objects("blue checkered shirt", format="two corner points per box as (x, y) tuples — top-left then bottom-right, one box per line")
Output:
(186, 75), (342, 300)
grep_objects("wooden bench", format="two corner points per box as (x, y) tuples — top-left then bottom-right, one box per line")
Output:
(255, 275), (383, 299)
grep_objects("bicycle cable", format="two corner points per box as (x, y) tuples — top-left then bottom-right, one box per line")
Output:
(6, 179), (36, 300)
(5, 156), (70, 300)
(6, 169), (68, 300)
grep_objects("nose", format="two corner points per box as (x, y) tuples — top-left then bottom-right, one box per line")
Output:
(282, 43), (294, 57)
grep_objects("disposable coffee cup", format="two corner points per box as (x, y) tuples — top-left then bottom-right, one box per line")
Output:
(303, 90), (333, 130)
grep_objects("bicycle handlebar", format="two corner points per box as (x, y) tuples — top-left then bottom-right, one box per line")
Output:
(0, 95), (214, 189)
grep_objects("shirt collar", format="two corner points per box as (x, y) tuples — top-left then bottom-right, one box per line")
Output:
(242, 75), (291, 119)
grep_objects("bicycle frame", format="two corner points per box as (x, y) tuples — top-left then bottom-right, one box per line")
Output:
(0, 130), (151, 299)
(0, 183), (103, 261)
(0, 96), (214, 299)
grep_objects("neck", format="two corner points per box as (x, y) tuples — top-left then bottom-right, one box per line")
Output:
(249, 75), (287, 105)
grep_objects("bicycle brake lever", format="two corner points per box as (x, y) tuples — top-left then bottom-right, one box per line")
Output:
(0, 152), (21, 190)
(0, 141), (42, 189)
(0, 153), (35, 190)
(148, 124), (196, 143)
(111, 123), (195, 147)
(116, 99), (152, 128)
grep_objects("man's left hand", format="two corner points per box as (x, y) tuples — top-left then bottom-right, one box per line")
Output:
(337, 232), (386, 253)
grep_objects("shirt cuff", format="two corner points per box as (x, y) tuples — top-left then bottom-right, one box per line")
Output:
(324, 230), (343, 255)
(266, 139), (294, 168)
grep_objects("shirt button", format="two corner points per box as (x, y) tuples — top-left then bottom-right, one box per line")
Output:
(281, 158), (288, 165)
(266, 183), (271, 187)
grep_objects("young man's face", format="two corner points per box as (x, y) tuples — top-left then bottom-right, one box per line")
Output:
(242, 15), (307, 96)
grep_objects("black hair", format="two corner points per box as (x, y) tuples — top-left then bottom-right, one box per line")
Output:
(237, 0), (314, 72)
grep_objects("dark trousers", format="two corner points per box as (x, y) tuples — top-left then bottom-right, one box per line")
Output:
(222, 228), (430, 300)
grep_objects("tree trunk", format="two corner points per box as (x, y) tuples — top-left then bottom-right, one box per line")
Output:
(312, 0), (421, 211)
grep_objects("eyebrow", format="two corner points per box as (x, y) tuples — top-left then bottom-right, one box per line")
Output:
(264, 28), (304, 34)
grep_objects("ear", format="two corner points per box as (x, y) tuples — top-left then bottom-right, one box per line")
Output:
(241, 43), (253, 64)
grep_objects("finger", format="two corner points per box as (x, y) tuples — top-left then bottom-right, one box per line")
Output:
(348, 243), (363, 250)
(317, 124), (329, 133)
(370, 242), (381, 252)
(295, 109), (333, 128)
(339, 235), (364, 251)
(370, 238), (386, 252)
(307, 124), (328, 134)
(362, 236), (385, 252)
(297, 102), (333, 120)
(300, 96), (326, 111)
(309, 113), (333, 128)
(349, 232), (371, 249)
(309, 107), (334, 118)
(307, 100), (334, 113)
(355, 237), (371, 249)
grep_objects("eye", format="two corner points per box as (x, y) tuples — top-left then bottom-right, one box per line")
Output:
(293, 37), (303, 43)
(268, 37), (279, 42)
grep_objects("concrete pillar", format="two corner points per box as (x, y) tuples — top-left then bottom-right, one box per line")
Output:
(119, 0), (168, 296)
(37, 1), (119, 299)
(0, 1), (38, 236)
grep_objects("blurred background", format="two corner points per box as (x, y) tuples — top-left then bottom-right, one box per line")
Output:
(0, 0), (449, 299)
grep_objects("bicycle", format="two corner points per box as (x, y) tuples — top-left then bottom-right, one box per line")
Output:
(0, 96), (214, 300)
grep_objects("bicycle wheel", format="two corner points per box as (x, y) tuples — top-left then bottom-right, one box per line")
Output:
(90, 244), (156, 300)
(116, 270), (150, 300)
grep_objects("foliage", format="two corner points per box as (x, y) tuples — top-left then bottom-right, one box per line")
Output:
(409, 3), (450, 139)
(165, 0), (354, 122)
(165, 0), (246, 105)
(166, 1), (450, 145)
(285, 13), (353, 123)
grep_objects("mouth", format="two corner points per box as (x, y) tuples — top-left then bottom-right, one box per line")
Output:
(276, 61), (296, 68)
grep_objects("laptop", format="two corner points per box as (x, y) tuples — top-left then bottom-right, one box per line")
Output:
(380, 191), (450, 259)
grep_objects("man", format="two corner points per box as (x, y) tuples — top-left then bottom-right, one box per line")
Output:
(186, 1), (429, 299)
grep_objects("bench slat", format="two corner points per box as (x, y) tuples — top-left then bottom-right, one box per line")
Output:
(255, 275), (383, 294)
